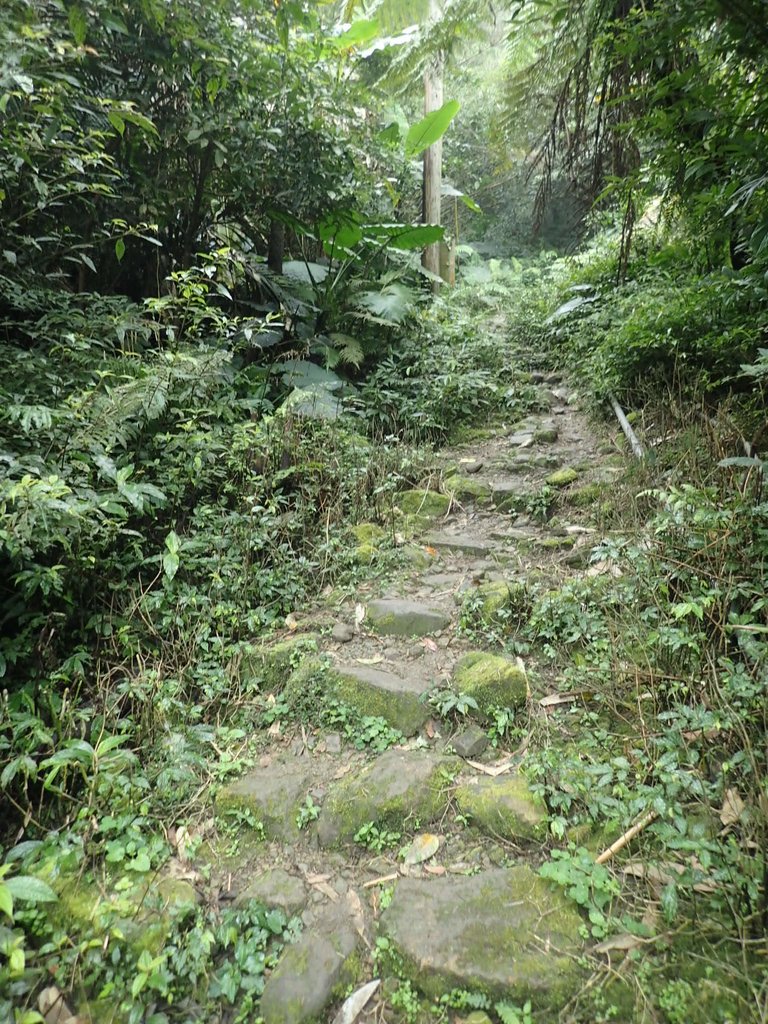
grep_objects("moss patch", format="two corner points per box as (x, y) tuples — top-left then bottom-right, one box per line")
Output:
(452, 652), (527, 714)
(455, 774), (547, 841)
(444, 474), (492, 503)
(546, 467), (579, 487)
(240, 634), (319, 691)
(396, 489), (451, 520)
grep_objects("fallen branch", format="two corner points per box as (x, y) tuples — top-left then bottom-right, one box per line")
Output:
(596, 810), (658, 865)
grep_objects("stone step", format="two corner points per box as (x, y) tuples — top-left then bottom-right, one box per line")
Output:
(260, 899), (363, 1024)
(334, 664), (431, 735)
(425, 532), (492, 557)
(379, 867), (583, 1002)
(215, 757), (313, 842)
(317, 748), (456, 847)
(367, 598), (451, 636)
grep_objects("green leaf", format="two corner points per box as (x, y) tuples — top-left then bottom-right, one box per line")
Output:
(115, 238), (126, 262)
(68, 5), (88, 45)
(5, 876), (58, 904)
(0, 884), (13, 918)
(327, 19), (379, 49)
(108, 112), (126, 136)
(364, 223), (444, 250)
(405, 100), (460, 159)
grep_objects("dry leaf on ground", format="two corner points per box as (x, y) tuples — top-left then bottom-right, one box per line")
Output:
(331, 980), (380, 1024)
(720, 788), (745, 826)
(402, 834), (440, 866)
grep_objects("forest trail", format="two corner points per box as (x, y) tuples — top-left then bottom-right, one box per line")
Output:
(201, 347), (628, 1023)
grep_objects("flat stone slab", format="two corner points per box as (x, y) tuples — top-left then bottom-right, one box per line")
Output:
(260, 902), (361, 1024)
(335, 665), (430, 735)
(455, 774), (547, 840)
(380, 867), (583, 1002)
(367, 599), (450, 636)
(425, 532), (491, 557)
(216, 758), (313, 841)
(317, 749), (455, 847)
(237, 868), (307, 916)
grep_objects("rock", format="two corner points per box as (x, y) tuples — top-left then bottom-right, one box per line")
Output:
(237, 868), (307, 916)
(155, 878), (201, 910)
(567, 482), (603, 507)
(317, 749), (455, 847)
(351, 522), (387, 564)
(425, 532), (491, 557)
(535, 535), (576, 550)
(449, 724), (489, 758)
(367, 599), (450, 636)
(216, 758), (313, 841)
(396, 489), (451, 519)
(533, 426), (559, 444)
(380, 867), (583, 1002)
(331, 622), (355, 643)
(334, 665), (430, 735)
(240, 634), (319, 690)
(325, 732), (342, 754)
(443, 474), (493, 503)
(400, 544), (438, 568)
(461, 580), (528, 627)
(454, 774), (547, 840)
(458, 458), (484, 474)
(546, 467), (579, 487)
(552, 387), (569, 401)
(452, 652), (527, 714)
(489, 476), (525, 504)
(507, 431), (535, 446)
(260, 902), (362, 1024)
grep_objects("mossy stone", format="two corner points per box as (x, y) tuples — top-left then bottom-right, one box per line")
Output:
(380, 867), (583, 1003)
(400, 544), (438, 568)
(462, 580), (528, 626)
(317, 749), (455, 847)
(351, 522), (387, 564)
(567, 482), (603, 508)
(215, 758), (313, 842)
(396, 489), (451, 519)
(367, 599), (450, 636)
(334, 665), (429, 735)
(240, 634), (319, 690)
(535, 535), (576, 550)
(546, 467), (579, 487)
(533, 427), (559, 444)
(452, 652), (527, 714)
(444, 474), (492, 503)
(455, 774), (547, 840)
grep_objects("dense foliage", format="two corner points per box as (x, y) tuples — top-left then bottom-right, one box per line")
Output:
(1, 0), (767, 1021)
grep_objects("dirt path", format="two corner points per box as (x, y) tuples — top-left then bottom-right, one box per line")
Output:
(208, 368), (623, 1023)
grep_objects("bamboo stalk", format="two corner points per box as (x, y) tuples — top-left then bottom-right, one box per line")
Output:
(609, 393), (645, 459)
(595, 810), (658, 865)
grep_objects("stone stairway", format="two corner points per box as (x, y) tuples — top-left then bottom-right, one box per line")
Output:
(212, 374), (620, 1024)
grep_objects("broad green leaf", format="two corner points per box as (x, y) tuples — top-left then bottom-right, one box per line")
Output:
(327, 19), (379, 49)
(405, 100), (460, 159)
(277, 360), (342, 392)
(115, 238), (126, 262)
(5, 876), (58, 904)
(364, 223), (444, 250)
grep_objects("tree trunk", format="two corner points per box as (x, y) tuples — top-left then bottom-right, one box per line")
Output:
(422, 0), (444, 291)
(268, 219), (284, 274)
